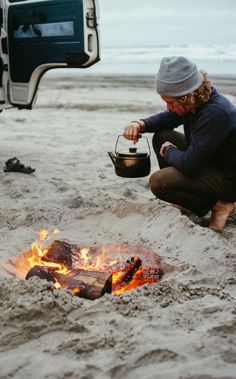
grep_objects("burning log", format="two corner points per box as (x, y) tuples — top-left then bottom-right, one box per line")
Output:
(25, 265), (56, 282)
(122, 257), (142, 283)
(17, 234), (162, 300)
(41, 240), (73, 268)
(112, 257), (142, 291)
(57, 269), (112, 300)
(26, 265), (112, 300)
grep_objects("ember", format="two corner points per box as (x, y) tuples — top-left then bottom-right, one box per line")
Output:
(6, 229), (162, 300)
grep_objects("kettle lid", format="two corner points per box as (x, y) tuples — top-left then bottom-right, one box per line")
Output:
(117, 151), (148, 158)
(115, 135), (151, 157)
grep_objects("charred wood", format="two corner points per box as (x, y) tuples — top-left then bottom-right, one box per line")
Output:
(41, 240), (73, 268)
(112, 257), (142, 291)
(26, 265), (112, 300)
(25, 265), (56, 282)
(56, 269), (112, 300)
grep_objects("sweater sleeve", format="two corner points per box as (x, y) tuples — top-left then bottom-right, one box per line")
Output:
(165, 107), (231, 176)
(141, 110), (183, 133)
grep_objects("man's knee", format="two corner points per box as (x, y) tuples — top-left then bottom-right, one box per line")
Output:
(149, 167), (182, 196)
(152, 130), (174, 149)
(152, 130), (186, 153)
(149, 169), (169, 196)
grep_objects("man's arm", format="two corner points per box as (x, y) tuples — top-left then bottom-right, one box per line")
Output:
(164, 107), (231, 176)
(141, 110), (183, 132)
(123, 110), (183, 143)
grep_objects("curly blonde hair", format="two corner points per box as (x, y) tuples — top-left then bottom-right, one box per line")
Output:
(177, 71), (212, 108)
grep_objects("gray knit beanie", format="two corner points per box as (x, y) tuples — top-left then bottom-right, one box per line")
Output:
(156, 56), (204, 97)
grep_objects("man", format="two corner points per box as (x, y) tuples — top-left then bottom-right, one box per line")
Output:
(123, 56), (236, 230)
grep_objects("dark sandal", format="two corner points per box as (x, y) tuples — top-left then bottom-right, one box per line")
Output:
(4, 157), (35, 174)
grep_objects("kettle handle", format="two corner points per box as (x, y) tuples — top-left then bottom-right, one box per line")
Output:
(115, 135), (151, 156)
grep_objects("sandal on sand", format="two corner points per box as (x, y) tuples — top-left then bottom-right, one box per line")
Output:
(4, 157), (35, 174)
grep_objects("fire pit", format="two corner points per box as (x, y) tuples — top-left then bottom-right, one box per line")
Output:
(5, 229), (162, 300)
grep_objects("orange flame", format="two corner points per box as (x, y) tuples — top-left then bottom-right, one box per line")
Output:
(54, 279), (61, 289)
(10, 229), (161, 296)
(25, 229), (71, 278)
(72, 287), (80, 295)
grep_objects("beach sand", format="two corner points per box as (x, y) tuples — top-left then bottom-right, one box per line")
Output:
(0, 74), (235, 379)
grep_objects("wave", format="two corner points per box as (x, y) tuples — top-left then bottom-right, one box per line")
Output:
(46, 44), (236, 77)
(101, 45), (236, 61)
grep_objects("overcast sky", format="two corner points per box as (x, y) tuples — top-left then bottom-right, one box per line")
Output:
(98, 0), (236, 47)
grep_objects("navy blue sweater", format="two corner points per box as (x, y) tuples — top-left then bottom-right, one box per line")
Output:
(142, 88), (236, 177)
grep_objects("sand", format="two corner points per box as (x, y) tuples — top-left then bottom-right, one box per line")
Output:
(0, 74), (235, 379)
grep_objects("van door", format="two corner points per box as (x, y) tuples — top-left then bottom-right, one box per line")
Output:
(1, 0), (100, 108)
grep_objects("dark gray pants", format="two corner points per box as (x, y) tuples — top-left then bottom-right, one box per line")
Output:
(149, 130), (236, 217)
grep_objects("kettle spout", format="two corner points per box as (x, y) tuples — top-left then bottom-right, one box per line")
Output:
(107, 151), (116, 165)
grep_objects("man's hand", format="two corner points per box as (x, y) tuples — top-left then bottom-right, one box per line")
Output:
(123, 121), (145, 144)
(160, 141), (176, 157)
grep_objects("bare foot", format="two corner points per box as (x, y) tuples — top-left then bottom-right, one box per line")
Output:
(172, 203), (191, 215)
(209, 201), (235, 231)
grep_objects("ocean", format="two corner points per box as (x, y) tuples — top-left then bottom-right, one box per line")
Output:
(91, 0), (236, 77)
(47, 0), (236, 78)
(47, 44), (236, 78)
(88, 45), (236, 77)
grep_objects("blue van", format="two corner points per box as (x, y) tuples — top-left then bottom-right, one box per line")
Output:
(0, 0), (100, 109)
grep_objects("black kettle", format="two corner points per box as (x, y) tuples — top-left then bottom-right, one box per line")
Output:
(108, 135), (151, 178)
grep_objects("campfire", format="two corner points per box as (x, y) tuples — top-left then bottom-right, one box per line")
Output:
(6, 229), (162, 300)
